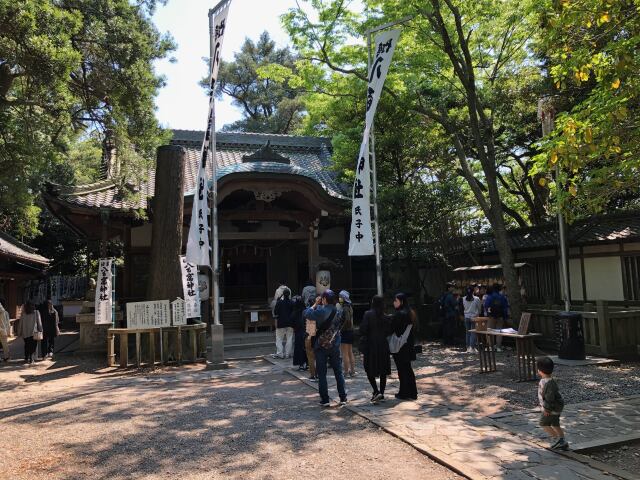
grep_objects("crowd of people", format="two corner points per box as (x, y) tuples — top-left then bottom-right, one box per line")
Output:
(0, 298), (60, 364)
(439, 282), (511, 353)
(270, 281), (418, 407)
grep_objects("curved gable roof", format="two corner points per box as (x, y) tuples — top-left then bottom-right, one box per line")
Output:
(45, 130), (348, 211)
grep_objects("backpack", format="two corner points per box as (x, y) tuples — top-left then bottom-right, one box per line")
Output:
(317, 310), (340, 349)
(489, 295), (503, 318)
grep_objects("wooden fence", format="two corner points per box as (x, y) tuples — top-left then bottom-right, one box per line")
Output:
(527, 301), (640, 358)
(107, 324), (207, 368)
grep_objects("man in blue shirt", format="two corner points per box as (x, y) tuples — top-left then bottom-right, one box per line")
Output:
(303, 290), (347, 407)
(484, 284), (510, 352)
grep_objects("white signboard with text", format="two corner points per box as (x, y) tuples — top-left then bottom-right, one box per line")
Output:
(171, 298), (187, 326)
(126, 300), (171, 329)
(180, 256), (201, 319)
(95, 258), (113, 325)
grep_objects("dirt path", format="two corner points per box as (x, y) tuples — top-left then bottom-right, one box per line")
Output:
(0, 365), (461, 480)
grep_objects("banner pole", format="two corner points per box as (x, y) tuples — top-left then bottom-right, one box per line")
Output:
(208, 8), (221, 326)
(368, 32), (383, 296)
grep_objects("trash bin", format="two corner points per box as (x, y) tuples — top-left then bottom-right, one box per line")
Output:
(555, 311), (586, 360)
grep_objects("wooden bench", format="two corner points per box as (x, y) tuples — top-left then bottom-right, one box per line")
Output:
(107, 324), (207, 368)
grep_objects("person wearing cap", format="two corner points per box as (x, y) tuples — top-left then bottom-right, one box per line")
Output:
(338, 290), (356, 377)
(303, 289), (348, 407)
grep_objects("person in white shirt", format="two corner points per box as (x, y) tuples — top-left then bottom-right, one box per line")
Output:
(0, 298), (11, 361)
(462, 286), (482, 353)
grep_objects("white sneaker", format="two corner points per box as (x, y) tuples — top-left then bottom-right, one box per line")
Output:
(495, 346), (503, 352)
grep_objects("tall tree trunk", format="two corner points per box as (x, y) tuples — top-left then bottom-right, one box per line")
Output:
(491, 220), (522, 322)
(147, 145), (186, 301)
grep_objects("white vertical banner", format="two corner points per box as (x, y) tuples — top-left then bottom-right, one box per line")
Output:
(185, 0), (232, 266)
(95, 258), (113, 325)
(180, 256), (201, 318)
(348, 29), (401, 256)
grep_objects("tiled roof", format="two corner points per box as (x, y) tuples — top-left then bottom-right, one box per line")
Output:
(46, 130), (347, 211)
(445, 211), (640, 255)
(0, 231), (50, 265)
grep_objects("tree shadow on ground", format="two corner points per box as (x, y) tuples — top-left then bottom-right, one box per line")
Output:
(4, 372), (399, 479)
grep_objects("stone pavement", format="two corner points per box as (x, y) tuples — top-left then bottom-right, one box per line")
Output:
(491, 395), (640, 452)
(266, 356), (632, 480)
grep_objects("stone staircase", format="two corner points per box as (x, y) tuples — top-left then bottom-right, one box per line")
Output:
(223, 330), (275, 359)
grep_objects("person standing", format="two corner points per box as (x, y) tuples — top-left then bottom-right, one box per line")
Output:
(360, 295), (391, 403)
(484, 284), (509, 352)
(17, 302), (42, 364)
(462, 287), (482, 353)
(41, 299), (60, 359)
(301, 280), (317, 308)
(439, 282), (458, 346)
(338, 290), (356, 377)
(304, 290), (347, 407)
(0, 298), (11, 361)
(290, 296), (307, 371)
(273, 287), (293, 359)
(391, 293), (417, 400)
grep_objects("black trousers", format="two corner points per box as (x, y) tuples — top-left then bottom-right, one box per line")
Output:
(442, 317), (456, 345)
(42, 334), (55, 355)
(24, 336), (37, 361)
(394, 356), (417, 399)
(367, 373), (387, 395)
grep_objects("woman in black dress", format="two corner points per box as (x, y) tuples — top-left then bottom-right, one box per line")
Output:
(391, 293), (418, 400)
(359, 295), (391, 403)
(291, 296), (307, 370)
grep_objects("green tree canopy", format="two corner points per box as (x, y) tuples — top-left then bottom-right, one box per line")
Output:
(215, 31), (305, 133)
(281, 0), (557, 315)
(532, 0), (640, 220)
(0, 0), (174, 238)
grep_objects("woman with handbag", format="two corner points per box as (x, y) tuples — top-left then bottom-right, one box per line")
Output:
(17, 301), (42, 364)
(390, 293), (418, 400)
(359, 295), (391, 403)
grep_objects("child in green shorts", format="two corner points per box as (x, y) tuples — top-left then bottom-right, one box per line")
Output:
(537, 356), (568, 450)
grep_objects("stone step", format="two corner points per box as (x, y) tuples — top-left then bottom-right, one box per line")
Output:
(224, 331), (275, 344)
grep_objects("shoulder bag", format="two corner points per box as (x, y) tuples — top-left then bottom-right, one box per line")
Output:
(388, 324), (412, 354)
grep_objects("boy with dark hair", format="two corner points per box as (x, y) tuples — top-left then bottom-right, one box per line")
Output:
(537, 356), (568, 450)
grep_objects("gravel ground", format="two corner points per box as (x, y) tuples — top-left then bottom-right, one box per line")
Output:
(0, 367), (461, 480)
(587, 441), (640, 477)
(407, 342), (640, 415)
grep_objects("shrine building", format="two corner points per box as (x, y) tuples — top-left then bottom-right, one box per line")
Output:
(44, 130), (375, 328)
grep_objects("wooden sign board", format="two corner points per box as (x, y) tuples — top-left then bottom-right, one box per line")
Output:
(172, 298), (187, 326)
(126, 300), (171, 329)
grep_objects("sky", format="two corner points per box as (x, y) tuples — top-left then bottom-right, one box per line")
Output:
(152, 0), (299, 131)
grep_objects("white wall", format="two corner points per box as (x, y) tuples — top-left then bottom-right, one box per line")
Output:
(584, 256), (624, 301)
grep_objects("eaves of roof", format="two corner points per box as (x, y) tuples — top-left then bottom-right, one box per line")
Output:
(0, 231), (50, 266)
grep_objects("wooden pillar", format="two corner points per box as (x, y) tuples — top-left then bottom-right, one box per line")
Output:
(596, 300), (611, 356)
(7, 280), (18, 319)
(100, 210), (109, 258)
(147, 145), (186, 301)
(123, 224), (132, 300)
(307, 220), (319, 280)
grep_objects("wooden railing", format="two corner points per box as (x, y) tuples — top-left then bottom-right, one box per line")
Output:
(527, 301), (640, 358)
(107, 324), (207, 368)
